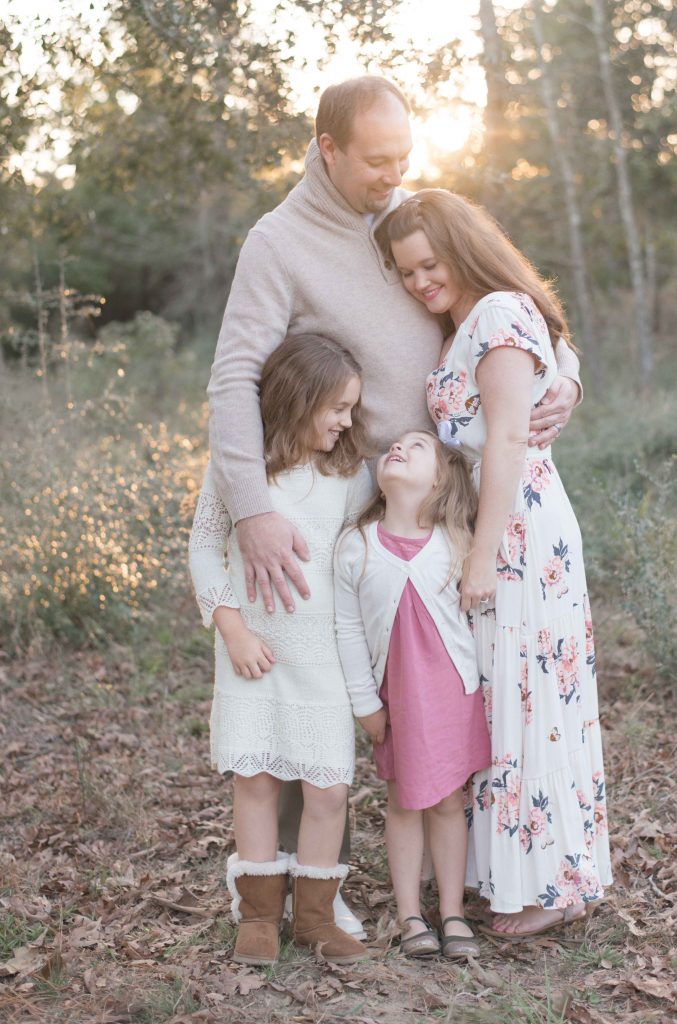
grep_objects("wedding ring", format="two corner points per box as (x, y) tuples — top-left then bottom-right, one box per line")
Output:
(553, 422), (563, 436)
(479, 597), (489, 605)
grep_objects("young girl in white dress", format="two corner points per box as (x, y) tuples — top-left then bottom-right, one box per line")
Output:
(334, 430), (491, 959)
(189, 334), (373, 966)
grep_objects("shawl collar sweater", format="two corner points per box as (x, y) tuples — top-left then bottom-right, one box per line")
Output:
(333, 523), (480, 717)
(208, 141), (446, 520)
(208, 140), (581, 521)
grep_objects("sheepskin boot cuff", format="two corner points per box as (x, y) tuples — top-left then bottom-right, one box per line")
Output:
(290, 856), (367, 965)
(225, 852), (289, 966)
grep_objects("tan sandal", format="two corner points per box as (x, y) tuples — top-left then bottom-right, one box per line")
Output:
(399, 915), (440, 958)
(440, 916), (480, 958)
(479, 903), (587, 942)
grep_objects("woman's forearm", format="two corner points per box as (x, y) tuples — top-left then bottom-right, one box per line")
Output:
(473, 433), (527, 558)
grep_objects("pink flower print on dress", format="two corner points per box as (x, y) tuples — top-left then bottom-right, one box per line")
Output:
(498, 514), (527, 582)
(426, 368), (477, 433)
(583, 592), (597, 677)
(542, 556), (567, 593)
(491, 755), (521, 838)
(540, 538), (571, 600)
(507, 516), (527, 562)
(555, 636), (580, 705)
(519, 645), (533, 725)
(536, 628), (555, 675)
(481, 678), (493, 729)
(577, 788), (594, 850)
(488, 327), (522, 349)
(523, 459), (553, 509)
(592, 771), (608, 836)
(519, 790), (553, 853)
(538, 854), (602, 908)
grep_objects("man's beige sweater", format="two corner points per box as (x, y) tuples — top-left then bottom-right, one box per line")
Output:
(208, 140), (580, 521)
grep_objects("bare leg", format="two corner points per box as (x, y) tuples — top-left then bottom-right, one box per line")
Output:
(297, 782), (348, 868)
(385, 782), (428, 940)
(279, 780), (351, 860)
(233, 772), (282, 862)
(427, 787), (474, 939)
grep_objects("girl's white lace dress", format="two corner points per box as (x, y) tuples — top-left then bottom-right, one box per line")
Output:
(189, 460), (374, 787)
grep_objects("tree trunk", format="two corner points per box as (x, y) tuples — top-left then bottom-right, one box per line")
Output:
(589, 0), (653, 386)
(531, 3), (602, 392)
(33, 249), (50, 404)
(478, 0), (509, 220)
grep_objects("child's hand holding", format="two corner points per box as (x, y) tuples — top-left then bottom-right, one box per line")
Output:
(212, 607), (275, 680)
(358, 708), (388, 745)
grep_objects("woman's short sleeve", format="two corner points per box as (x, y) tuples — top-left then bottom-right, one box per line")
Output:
(468, 294), (550, 379)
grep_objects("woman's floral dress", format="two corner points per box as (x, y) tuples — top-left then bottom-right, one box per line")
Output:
(426, 291), (611, 914)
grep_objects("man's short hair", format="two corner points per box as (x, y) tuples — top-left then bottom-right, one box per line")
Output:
(315, 76), (410, 150)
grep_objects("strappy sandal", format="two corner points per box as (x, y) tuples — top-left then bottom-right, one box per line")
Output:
(399, 915), (441, 958)
(478, 903), (587, 942)
(440, 916), (480, 959)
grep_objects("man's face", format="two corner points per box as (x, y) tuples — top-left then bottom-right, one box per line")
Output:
(319, 95), (413, 215)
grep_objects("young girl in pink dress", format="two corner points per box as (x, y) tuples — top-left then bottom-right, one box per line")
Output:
(334, 430), (491, 958)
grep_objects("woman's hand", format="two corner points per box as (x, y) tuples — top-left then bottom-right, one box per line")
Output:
(460, 551), (497, 614)
(357, 708), (388, 745)
(213, 606), (275, 679)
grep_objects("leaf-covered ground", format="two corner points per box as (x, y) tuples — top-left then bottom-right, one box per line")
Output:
(1, 601), (675, 1024)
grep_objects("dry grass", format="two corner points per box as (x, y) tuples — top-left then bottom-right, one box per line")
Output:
(0, 610), (675, 1024)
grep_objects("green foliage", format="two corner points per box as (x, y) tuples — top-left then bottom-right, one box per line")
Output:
(556, 393), (676, 683)
(0, 913), (47, 959)
(0, 314), (206, 655)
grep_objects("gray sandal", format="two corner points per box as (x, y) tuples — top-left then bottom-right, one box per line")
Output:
(399, 915), (441, 958)
(440, 916), (480, 959)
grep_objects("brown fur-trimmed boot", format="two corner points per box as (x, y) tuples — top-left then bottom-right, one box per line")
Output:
(226, 852), (289, 965)
(290, 855), (368, 964)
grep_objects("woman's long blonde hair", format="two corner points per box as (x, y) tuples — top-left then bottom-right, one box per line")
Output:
(376, 189), (573, 348)
(353, 432), (478, 580)
(259, 333), (369, 479)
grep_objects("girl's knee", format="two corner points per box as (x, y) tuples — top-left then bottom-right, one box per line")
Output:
(429, 788), (465, 816)
(302, 782), (347, 817)
(235, 772), (280, 801)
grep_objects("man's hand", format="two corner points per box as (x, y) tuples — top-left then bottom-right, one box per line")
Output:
(213, 606), (275, 679)
(528, 376), (579, 450)
(236, 511), (310, 613)
(357, 708), (388, 745)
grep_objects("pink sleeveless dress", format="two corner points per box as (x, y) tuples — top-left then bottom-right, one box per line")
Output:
(373, 523), (491, 810)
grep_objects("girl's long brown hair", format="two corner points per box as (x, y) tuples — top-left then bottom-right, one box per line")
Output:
(259, 333), (369, 479)
(376, 189), (573, 349)
(353, 431), (478, 581)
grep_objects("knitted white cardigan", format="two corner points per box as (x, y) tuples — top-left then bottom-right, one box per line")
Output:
(333, 522), (479, 718)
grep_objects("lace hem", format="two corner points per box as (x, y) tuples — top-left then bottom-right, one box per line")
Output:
(210, 751), (354, 788)
(196, 583), (240, 626)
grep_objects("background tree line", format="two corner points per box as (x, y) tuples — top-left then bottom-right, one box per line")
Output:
(1, 0), (674, 391)
(0, 0), (674, 671)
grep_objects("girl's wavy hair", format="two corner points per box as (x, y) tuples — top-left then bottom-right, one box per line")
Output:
(352, 431), (478, 582)
(376, 189), (574, 350)
(260, 333), (369, 479)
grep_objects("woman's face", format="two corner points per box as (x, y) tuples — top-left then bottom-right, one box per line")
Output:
(312, 374), (361, 452)
(390, 229), (465, 317)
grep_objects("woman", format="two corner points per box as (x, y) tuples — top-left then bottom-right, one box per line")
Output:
(377, 191), (611, 938)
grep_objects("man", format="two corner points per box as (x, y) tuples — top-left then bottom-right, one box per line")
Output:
(208, 76), (581, 934)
